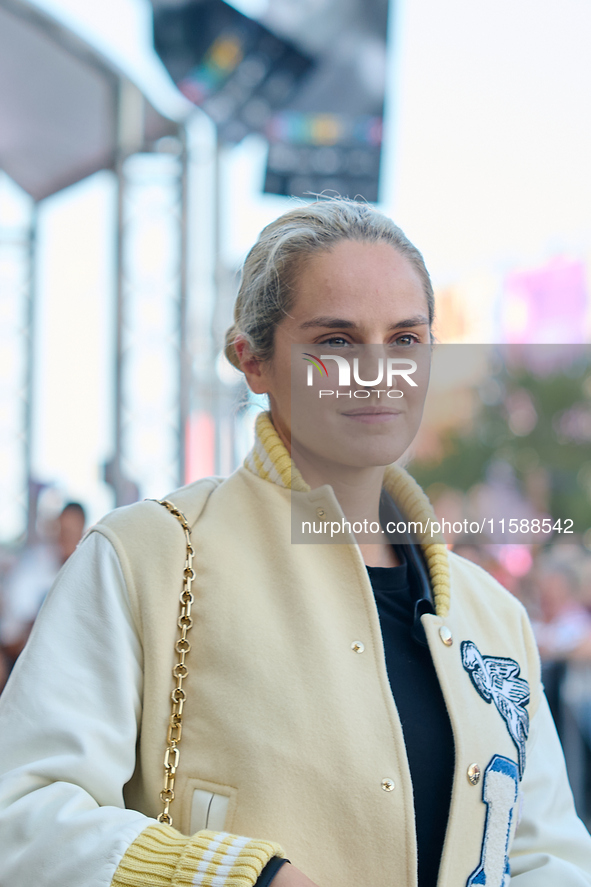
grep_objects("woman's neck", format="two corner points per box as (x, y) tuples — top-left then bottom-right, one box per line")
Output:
(271, 415), (399, 566)
(293, 443), (385, 519)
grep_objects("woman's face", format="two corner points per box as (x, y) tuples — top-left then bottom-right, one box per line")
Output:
(245, 239), (432, 471)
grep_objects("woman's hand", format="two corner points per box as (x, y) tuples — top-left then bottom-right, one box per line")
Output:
(273, 863), (320, 887)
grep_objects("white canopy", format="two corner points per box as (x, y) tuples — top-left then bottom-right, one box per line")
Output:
(0, 0), (180, 200)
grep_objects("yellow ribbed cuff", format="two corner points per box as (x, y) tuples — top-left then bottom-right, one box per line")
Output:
(112, 824), (188, 887)
(175, 830), (284, 887)
(111, 823), (284, 887)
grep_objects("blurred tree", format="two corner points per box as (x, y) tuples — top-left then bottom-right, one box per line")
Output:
(408, 349), (591, 535)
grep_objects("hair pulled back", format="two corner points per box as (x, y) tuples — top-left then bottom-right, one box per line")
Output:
(224, 198), (434, 370)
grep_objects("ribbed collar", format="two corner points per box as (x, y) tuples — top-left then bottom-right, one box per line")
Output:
(244, 412), (451, 618)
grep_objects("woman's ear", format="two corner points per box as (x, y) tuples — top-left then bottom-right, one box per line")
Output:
(234, 336), (269, 395)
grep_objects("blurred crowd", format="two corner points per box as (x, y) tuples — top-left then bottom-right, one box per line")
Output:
(1, 511), (591, 824)
(0, 502), (86, 690)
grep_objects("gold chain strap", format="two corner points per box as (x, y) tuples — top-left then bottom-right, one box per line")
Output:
(153, 498), (195, 827)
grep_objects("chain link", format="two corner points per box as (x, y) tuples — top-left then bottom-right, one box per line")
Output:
(152, 498), (195, 827)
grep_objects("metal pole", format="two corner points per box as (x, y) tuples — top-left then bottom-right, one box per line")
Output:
(178, 126), (189, 488)
(111, 79), (145, 506)
(113, 102), (125, 508)
(24, 203), (38, 543)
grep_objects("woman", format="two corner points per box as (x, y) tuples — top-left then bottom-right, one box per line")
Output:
(0, 199), (590, 887)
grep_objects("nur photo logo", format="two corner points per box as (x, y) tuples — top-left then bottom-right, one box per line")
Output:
(302, 352), (418, 398)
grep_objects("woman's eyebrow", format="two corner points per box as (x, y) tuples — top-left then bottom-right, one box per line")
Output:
(389, 315), (430, 330)
(298, 315), (430, 330)
(299, 317), (356, 330)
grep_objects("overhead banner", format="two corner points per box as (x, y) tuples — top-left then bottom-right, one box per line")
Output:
(153, 0), (313, 145)
(152, 0), (389, 202)
(261, 0), (389, 202)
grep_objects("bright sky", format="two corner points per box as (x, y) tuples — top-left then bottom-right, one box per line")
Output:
(19, 0), (591, 527)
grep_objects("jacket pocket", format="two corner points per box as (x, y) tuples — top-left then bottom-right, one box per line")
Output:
(183, 777), (238, 834)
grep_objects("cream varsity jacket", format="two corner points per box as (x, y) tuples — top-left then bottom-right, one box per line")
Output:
(0, 413), (590, 887)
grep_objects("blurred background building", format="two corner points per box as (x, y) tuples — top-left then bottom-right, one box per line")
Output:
(1, 0), (591, 821)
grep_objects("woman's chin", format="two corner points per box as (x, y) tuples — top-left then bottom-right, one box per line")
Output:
(294, 438), (408, 473)
(340, 446), (407, 469)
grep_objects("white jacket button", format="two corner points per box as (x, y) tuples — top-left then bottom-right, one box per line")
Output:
(439, 626), (453, 646)
(381, 778), (395, 791)
(351, 641), (365, 653)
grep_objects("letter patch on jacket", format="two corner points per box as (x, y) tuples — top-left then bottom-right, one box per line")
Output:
(467, 755), (519, 887)
(461, 641), (529, 778)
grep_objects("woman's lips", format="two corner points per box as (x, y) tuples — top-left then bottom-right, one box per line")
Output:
(339, 407), (403, 424)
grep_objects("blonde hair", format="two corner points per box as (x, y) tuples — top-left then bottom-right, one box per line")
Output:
(225, 198), (434, 370)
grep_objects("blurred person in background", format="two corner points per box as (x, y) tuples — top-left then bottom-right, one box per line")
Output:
(532, 562), (591, 661)
(1, 199), (591, 887)
(531, 557), (591, 823)
(531, 559), (591, 717)
(0, 501), (86, 672)
(452, 542), (516, 593)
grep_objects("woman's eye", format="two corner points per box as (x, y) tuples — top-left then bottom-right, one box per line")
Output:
(319, 336), (352, 348)
(392, 334), (419, 346)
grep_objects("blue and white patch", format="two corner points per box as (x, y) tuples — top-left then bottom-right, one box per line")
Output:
(467, 755), (519, 886)
(461, 641), (530, 778)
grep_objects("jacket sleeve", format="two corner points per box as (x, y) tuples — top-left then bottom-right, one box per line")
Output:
(0, 531), (283, 887)
(510, 655), (591, 881)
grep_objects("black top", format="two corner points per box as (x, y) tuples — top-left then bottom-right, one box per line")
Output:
(367, 550), (455, 887)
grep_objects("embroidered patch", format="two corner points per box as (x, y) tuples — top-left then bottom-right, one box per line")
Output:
(467, 755), (519, 887)
(461, 640), (530, 778)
